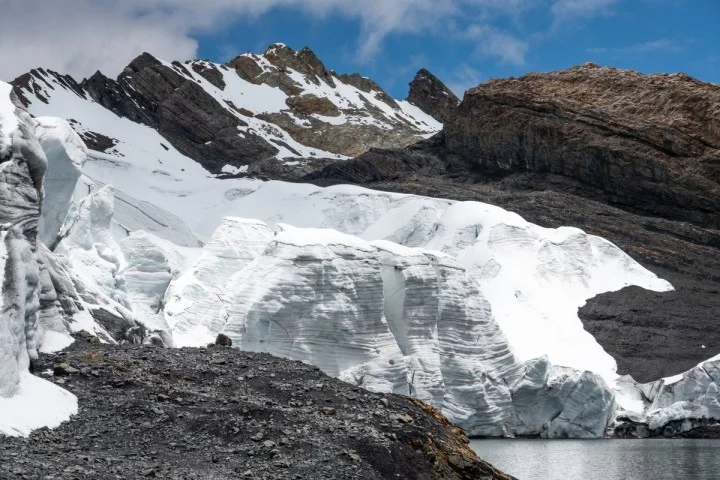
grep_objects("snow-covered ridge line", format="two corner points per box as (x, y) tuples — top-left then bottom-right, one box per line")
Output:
(10, 43), (442, 177)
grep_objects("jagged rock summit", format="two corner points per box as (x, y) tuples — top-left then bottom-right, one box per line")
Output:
(407, 68), (460, 123)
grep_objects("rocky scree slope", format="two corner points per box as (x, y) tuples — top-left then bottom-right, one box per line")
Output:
(304, 63), (720, 383)
(0, 335), (513, 480)
(12, 44), (443, 176)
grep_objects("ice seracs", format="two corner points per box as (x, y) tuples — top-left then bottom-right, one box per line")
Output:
(159, 213), (650, 437)
(613, 355), (720, 437)
(371, 240), (445, 405)
(221, 224), (408, 394)
(36, 117), (87, 249)
(165, 217), (273, 347)
(0, 82), (77, 436)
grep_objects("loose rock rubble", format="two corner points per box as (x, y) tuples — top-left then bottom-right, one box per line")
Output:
(0, 334), (514, 480)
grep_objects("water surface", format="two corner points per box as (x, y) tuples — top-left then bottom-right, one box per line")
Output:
(471, 439), (719, 480)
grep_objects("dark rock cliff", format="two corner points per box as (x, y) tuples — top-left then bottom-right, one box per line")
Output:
(407, 69), (460, 123)
(81, 53), (279, 174)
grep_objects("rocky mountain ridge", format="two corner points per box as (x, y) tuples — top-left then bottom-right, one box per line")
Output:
(11, 44), (445, 176)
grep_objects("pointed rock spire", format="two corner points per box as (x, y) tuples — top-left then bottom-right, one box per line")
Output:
(407, 68), (460, 123)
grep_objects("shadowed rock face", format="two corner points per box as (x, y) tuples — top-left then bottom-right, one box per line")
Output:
(408, 69), (460, 124)
(81, 53), (279, 174)
(303, 65), (720, 383)
(444, 63), (720, 228)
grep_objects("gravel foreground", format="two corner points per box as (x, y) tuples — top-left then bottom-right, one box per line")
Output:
(0, 333), (514, 480)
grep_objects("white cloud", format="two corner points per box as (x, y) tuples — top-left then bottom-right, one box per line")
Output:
(465, 25), (529, 65)
(551, 0), (620, 21)
(586, 39), (683, 56)
(0, 0), (609, 83)
(617, 39), (682, 54)
(0, 0), (542, 82)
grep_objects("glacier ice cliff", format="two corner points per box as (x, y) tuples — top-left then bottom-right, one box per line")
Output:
(612, 355), (720, 437)
(165, 217), (272, 346)
(159, 215), (656, 437)
(0, 81), (77, 436)
(36, 117), (87, 250)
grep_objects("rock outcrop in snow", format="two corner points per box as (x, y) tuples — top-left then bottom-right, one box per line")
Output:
(407, 69), (460, 123)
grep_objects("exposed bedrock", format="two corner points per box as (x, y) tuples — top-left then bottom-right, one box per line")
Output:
(82, 54), (279, 173)
(407, 68), (460, 124)
(443, 64), (720, 228)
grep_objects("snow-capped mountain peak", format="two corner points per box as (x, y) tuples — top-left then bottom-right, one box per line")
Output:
(11, 44), (442, 178)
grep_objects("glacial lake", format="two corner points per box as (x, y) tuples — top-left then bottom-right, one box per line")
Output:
(470, 439), (720, 480)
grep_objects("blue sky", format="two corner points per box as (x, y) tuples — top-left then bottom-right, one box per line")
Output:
(193, 0), (720, 97)
(1, 0), (718, 99)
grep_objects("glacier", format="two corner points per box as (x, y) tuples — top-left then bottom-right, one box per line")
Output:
(158, 212), (655, 437)
(2, 56), (718, 440)
(0, 82), (77, 436)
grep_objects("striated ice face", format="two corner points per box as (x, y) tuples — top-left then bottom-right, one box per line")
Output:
(165, 218), (274, 346)
(0, 83), (77, 436)
(36, 117), (87, 250)
(222, 225), (407, 394)
(162, 218), (629, 437)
